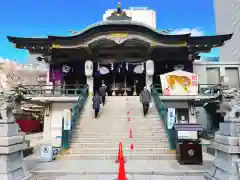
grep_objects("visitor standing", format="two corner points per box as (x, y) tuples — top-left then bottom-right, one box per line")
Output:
(140, 86), (151, 116)
(99, 83), (107, 106)
(92, 92), (102, 118)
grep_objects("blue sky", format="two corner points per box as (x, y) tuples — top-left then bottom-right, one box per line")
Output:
(0, 0), (217, 63)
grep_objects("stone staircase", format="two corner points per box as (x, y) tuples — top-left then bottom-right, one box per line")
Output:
(60, 96), (175, 160)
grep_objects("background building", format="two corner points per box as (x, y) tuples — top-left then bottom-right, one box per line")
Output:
(103, 7), (156, 28)
(214, 0), (240, 62)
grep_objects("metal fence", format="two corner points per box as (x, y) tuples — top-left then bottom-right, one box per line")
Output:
(61, 84), (89, 150)
(11, 84), (86, 97)
(151, 84), (177, 150)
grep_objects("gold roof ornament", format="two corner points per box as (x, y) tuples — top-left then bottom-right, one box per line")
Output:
(107, 0), (131, 20)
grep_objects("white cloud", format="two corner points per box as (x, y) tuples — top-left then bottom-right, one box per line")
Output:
(171, 28), (204, 36)
(0, 57), (16, 63)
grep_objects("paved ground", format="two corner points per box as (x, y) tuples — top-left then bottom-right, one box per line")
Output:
(24, 153), (213, 175)
(23, 154), (213, 179)
(26, 173), (206, 180)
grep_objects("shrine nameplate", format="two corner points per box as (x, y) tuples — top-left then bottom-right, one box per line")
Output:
(109, 33), (128, 38)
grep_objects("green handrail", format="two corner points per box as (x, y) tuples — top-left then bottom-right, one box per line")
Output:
(150, 84), (176, 150)
(61, 84), (89, 150)
(13, 84), (86, 97)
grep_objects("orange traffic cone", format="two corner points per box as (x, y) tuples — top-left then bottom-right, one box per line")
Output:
(115, 142), (125, 163)
(129, 128), (132, 138)
(130, 143), (134, 150)
(117, 159), (127, 180)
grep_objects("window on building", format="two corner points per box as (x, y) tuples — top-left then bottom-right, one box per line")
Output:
(225, 67), (240, 88)
(206, 67), (220, 85)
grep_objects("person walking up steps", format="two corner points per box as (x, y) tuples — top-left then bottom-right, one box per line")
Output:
(99, 82), (107, 106)
(140, 86), (151, 117)
(92, 91), (102, 118)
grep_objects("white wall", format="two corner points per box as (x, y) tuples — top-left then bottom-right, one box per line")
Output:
(103, 8), (156, 29)
(214, 0), (240, 62)
(193, 61), (240, 87)
(43, 102), (76, 146)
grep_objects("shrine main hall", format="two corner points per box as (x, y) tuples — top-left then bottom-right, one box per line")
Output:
(6, 3), (232, 95)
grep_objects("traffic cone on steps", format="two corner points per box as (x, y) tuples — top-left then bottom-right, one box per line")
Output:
(115, 142), (125, 163)
(117, 159), (127, 180)
(129, 128), (132, 138)
(130, 143), (134, 150)
(129, 128), (134, 151)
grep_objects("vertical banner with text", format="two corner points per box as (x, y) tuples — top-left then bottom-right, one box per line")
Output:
(63, 109), (71, 130)
(167, 108), (175, 129)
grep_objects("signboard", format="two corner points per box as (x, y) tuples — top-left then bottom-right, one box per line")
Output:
(109, 33), (128, 38)
(160, 70), (198, 96)
(177, 131), (198, 140)
(167, 108), (175, 129)
(40, 145), (53, 162)
(63, 109), (71, 130)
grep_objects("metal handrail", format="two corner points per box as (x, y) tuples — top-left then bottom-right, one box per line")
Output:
(150, 84), (176, 150)
(11, 84), (86, 97)
(61, 84), (89, 150)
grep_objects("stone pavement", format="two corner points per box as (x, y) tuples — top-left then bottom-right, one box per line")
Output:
(26, 173), (205, 180)
(23, 153), (214, 179)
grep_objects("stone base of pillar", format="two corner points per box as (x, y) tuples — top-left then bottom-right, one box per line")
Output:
(0, 135), (29, 180)
(145, 75), (153, 90)
(204, 121), (240, 180)
(86, 76), (93, 97)
(133, 91), (137, 96)
(0, 99), (30, 180)
(88, 91), (93, 96)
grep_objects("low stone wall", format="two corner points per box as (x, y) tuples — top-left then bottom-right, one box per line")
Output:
(24, 132), (43, 147)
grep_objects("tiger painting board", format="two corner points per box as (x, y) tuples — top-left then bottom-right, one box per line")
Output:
(160, 70), (198, 96)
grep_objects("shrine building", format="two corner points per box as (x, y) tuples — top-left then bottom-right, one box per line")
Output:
(6, 2), (232, 96)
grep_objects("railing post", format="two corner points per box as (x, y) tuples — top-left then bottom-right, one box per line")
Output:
(61, 84), (89, 151)
(61, 117), (69, 150)
(151, 84), (176, 151)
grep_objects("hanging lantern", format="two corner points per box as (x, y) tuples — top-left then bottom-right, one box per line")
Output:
(146, 60), (154, 76)
(97, 63), (100, 71)
(84, 60), (93, 76)
(134, 64), (144, 74)
(111, 63), (114, 70)
(62, 65), (71, 74)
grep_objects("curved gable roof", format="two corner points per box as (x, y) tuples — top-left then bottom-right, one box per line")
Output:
(48, 20), (191, 41)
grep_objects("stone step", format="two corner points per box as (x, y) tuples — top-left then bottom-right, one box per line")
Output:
(69, 142), (168, 148)
(72, 131), (166, 134)
(71, 132), (165, 135)
(77, 124), (162, 128)
(68, 147), (169, 154)
(73, 129), (166, 133)
(70, 138), (168, 143)
(73, 128), (166, 132)
(71, 134), (166, 139)
(75, 124), (164, 130)
(59, 153), (176, 160)
(76, 124), (163, 128)
(79, 116), (160, 119)
(70, 135), (166, 140)
(78, 118), (161, 122)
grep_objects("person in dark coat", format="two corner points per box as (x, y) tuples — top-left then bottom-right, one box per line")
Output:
(99, 83), (107, 106)
(92, 92), (102, 118)
(140, 86), (151, 116)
